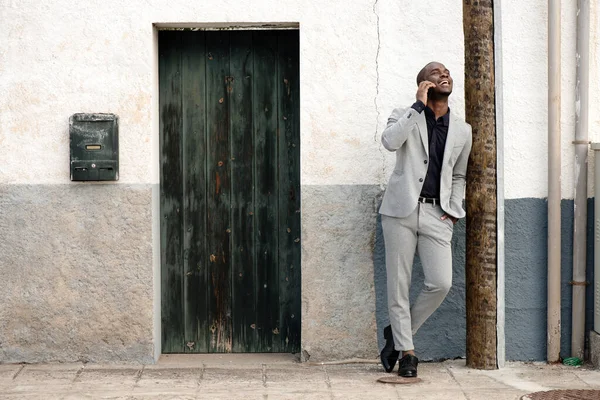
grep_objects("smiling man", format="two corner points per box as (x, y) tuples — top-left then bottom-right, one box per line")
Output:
(379, 62), (472, 378)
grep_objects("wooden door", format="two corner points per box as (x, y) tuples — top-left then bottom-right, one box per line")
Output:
(159, 30), (300, 353)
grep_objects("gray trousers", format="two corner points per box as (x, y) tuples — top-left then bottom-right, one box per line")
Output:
(382, 203), (454, 351)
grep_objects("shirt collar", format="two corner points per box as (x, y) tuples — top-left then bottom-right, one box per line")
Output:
(424, 106), (451, 126)
(441, 109), (450, 126)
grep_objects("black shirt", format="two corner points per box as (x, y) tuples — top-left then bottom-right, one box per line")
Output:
(411, 100), (449, 199)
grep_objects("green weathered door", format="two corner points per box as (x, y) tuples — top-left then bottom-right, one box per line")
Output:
(159, 30), (300, 353)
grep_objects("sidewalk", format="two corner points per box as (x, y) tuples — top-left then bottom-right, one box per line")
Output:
(1, 354), (599, 399)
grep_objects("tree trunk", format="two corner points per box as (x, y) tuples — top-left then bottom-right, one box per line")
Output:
(463, 0), (498, 369)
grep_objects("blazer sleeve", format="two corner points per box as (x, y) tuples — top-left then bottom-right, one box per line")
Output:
(449, 124), (473, 216)
(381, 107), (420, 152)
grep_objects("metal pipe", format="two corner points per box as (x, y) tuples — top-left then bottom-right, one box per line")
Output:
(494, 0), (506, 369)
(571, 0), (590, 360)
(591, 143), (600, 335)
(547, 0), (562, 363)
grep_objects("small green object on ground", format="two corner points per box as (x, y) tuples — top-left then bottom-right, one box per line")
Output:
(562, 357), (583, 366)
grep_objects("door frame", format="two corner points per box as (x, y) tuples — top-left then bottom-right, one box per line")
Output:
(151, 23), (301, 360)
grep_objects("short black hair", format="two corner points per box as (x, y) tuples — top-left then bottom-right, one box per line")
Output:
(416, 61), (439, 85)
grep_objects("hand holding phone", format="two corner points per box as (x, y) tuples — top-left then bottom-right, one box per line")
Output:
(416, 80), (436, 104)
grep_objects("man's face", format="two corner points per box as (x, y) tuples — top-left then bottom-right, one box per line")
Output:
(424, 62), (453, 96)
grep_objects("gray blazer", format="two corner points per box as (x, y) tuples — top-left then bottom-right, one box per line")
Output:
(379, 106), (472, 219)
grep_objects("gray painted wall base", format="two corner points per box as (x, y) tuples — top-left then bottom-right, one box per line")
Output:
(505, 198), (595, 361)
(301, 185), (381, 362)
(0, 183), (595, 364)
(0, 184), (155, 364)
(590, 330), (600, 368)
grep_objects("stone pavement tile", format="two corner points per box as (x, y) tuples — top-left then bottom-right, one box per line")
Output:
(199, 367), (264, 391)
(71, 366), (141, 391)
(512, 366), (590, 390)
(1, 387), (69, 398)
(265, 364), (329, 390)
(460, 363), (591, 393)
(268, 395), (332, 400)
(6, 363), (82, 394)
(323, 362), (462, 393)
(199, 390), (336, 400)
(263, 389), (335, 399)
(0, 394), (64, 400)
(198, 389), (265, 400)
(133, 367), (201, 394)
(0, 364), (22, 383)
(62, 393), (138, 400)
(16, 363), (83, 382)
(462, 389), (529, 400)
(472, 370), (550, 393)
(332, 384), (399, 398)
(445, 361), (515, 389)
(332, 391), (398, 400)
(131, 390), (198, 399)
(126, 394), (196, 400)
(158, 353), (299, 369)
(324, 364), (388, 390)
(401, 362), (462, 390)
(573, 367), (600, 388)
(395, 388), (467, 400)
(269, 362), (328, 370)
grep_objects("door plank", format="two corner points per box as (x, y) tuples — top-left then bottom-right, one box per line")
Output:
(161, 30), (300, 354)
(159, 30), (185, 353)
(181, 31), (209, 353)
(229, 31), (256, 352)
(205, 31), (232, 353)
(277, 31), (301, 353)
(253, 31), (280, 352)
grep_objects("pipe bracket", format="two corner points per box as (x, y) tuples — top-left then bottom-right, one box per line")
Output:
(569, 280), (589, 286)
(572, 140), (591, 145)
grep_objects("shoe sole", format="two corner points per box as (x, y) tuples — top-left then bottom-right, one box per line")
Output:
(380, 353), (399, 373)
(399, 372), (418, 378)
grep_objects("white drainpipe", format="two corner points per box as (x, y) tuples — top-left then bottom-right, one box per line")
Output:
(571, 0), (591, 360)
(547, 0), (562, 363)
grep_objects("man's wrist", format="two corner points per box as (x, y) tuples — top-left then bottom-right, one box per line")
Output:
(411, 100), (426, 113)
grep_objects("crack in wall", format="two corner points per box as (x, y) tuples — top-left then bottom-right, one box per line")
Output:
(373, 0), (386, 188)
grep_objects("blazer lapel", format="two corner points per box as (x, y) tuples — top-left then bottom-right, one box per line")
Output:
(442, 112), (457, 166)
(416, 112), (429, 156)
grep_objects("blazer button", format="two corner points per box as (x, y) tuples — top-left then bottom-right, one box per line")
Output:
(424, 160), (428, 164)
(419, 178), (423, 182)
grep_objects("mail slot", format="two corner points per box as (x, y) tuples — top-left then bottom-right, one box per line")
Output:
(70, 113), (119, 181)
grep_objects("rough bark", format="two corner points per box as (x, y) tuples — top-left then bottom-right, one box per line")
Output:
(463, 0), (498, 369)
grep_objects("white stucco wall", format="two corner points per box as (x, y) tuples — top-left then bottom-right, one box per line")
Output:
(500, 0), (600, 200)
(0, 0), (469, 187)
(2, 1), (600, 193)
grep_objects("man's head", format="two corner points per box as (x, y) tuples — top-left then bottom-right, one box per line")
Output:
(416, 61), (453, 97)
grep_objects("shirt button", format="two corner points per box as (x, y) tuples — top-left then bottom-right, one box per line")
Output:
(424, 160), (428, 164)
(419, 178), (423, 182)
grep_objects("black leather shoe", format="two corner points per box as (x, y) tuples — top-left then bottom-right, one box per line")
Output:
(380, 325), (400, 373)
(398, 354), (418, 378)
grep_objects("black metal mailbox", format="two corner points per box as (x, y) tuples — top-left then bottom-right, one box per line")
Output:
(70, 113), (119, 181)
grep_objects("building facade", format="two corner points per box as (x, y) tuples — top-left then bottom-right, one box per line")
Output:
(1, 0), (600, 364)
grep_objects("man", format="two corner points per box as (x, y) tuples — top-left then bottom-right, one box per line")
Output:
(379, 62), (472, 378)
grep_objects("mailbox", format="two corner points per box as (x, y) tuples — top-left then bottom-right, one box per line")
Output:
(70, 113), (119, 181)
